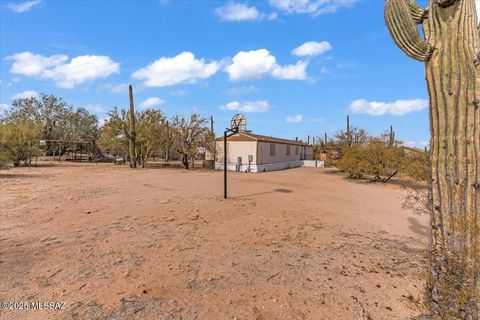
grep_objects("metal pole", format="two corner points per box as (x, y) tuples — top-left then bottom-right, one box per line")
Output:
(165, 121), (169, 165)
(224, 130), (227, 199)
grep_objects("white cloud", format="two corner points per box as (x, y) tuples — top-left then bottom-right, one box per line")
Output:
(98, 116), (109, 127)
(42, 55), (120, 88)
(269, 0), (356, 15)
(222, 100), (269, 112)
(0, 103), (10, 114)
(140, 97), (165, 109)
(8, 0), (41, 13)
(215, 2), (260, 21)
(7, 52), (120, 88)
(320, 67), (329, 73)
(349, 98), (428, 116)
(271, 61), (308, 79)
(132, 52), (218, 87)
(215, 3), (278, 21)
(292, 41), (332, 56)
(286, 114), (303, 123)
(7, 52), (67, 77)
(225, 49), (307, 81)
(12, 90), (38, 99)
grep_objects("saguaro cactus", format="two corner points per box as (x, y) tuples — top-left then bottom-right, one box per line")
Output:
(389, 125), (395, 147)
(128, 84), (137, 168)
(346, 114), (351, 147)
(385, 0), (479, 317)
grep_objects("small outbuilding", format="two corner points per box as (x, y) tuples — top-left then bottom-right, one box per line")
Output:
(208, 132), (314, 172)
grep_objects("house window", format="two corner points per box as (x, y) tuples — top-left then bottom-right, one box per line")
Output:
(286, 145), (291, 155)
(295, 146), (299, 155)
(270, 143), (276, 156)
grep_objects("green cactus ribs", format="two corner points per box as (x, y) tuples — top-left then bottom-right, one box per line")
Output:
(384, 0), (432, 62)
(384, 0), (479, 318)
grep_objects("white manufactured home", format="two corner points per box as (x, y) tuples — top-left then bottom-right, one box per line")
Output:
(208, 132), (314, 172)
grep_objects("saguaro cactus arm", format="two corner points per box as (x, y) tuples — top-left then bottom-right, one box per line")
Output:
(476, 25), (480, 65)
(384, 0), (432, 62)
(406, 0), (427, 23)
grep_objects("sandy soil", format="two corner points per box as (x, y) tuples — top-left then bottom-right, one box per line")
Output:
(0, 162), (429, 320)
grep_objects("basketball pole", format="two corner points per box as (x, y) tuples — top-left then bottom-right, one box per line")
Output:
(224, 127), (238, 199)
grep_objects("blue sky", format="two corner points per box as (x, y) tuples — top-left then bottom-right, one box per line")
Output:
(2, 0), (476, 147)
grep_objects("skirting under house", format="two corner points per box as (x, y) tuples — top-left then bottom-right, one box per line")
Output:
(215, 160), (324, 173)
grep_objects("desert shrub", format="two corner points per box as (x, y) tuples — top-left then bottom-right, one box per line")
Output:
(363, 137), (404, 182)
(338, 146), (370, 178)
(338, 134), (428, 183)
(0, 119), (42, 166)
(401, 150), (429, 182)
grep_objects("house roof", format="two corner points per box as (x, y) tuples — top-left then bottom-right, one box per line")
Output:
(216, 132), (311, 146)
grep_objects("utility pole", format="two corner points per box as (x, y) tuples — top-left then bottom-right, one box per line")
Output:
(211, 116), (216, 162)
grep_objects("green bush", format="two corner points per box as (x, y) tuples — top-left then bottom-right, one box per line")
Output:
(0, 120), (42, 166)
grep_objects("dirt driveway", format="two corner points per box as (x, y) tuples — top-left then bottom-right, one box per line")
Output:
(0, 163), (429, 319)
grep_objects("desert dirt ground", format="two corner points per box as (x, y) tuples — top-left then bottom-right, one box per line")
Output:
(0, 162), (430, 320)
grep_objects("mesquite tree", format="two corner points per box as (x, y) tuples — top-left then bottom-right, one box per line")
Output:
(385, 0), (479, 317)
(172, 113), (209, 169)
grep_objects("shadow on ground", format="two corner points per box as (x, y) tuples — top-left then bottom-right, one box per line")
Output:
(232, 188), (293, 199)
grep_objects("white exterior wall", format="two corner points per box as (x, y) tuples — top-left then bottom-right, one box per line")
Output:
(302, 160), (325, 168)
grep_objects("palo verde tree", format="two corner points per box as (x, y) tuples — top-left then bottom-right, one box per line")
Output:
(97, 112), (129, 157)
(99, 107), (167, 168)
(135, 110), (167, 168)
(0, 119), (42, 166)
(385, 0), (479, 317)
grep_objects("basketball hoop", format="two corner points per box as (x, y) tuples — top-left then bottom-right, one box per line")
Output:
(230, 114), (247, 132)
